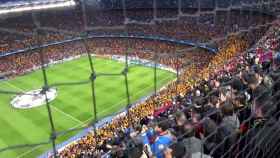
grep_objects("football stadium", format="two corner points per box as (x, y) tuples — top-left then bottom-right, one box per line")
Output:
(0, 0), (280, 158)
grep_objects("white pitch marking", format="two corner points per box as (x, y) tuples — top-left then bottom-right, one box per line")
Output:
(6, 72), (173, 157)
(3, 82), (83, 124)
(16, 145), (41, 158)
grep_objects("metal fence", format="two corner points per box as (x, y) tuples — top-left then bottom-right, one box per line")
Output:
(0, 0), (280, 158)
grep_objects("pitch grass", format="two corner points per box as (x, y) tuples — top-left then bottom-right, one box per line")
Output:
(0, 56), (175, 158)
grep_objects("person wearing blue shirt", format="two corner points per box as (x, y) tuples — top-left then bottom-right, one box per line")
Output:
(151, 134), (173, 158)
(151, 118), (174, 158)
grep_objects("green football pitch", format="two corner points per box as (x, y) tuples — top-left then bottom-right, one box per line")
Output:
(0, 56), (175, 158)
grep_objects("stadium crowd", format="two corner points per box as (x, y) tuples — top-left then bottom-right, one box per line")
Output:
(0, 37), (214, 77)
(0, 9), (274, 54)
(57, 20), (280, 158)
(0, 5), (279, 158)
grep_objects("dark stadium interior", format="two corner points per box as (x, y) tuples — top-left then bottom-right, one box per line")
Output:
(0, 0), (280, 158)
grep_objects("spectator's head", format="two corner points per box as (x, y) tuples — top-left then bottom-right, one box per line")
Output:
(246, 72), (261, 90)
(126, 141), (145, 158)
(233, 92), (247, 108)
(208, 95), (219, 108)
(272, 76), (280, 93)
(175, 112), (187, 126)
(191, 108), (202, 123)
(164, 142), (189, 158)
(183, 120), (195, 138)
(230, 78), (243, 92)
(193, 96), (207, 111)
(202, 118), (218, 137)
(241, 71), (249, 85)
(253, 91), (275, 118)
(253, 85), (268, 99)
(214, 79), (221, 88)
(155, 118), (170, 133)
(219, 87), (232, 103)
(111, 146), (125, 158)
(221, 100), (235, 116)
(195, 89), (201, 97)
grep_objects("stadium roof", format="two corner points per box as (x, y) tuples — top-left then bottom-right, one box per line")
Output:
(0, 0), (279, 16)
(0, 0), (76, 14)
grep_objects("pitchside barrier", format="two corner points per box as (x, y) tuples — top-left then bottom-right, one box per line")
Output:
(2, 53), (177, 80)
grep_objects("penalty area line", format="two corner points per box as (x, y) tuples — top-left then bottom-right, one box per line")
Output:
(50, 105), (83, 124)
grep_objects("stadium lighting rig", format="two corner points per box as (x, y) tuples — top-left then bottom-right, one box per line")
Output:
(0, 0), (76, 15)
